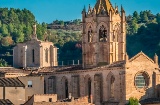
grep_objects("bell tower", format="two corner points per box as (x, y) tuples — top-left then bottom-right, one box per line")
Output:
(82, 0), (126, 68)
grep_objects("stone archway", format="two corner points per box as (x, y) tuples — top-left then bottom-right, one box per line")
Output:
(61, 76), (69, 99)
(85, 75), (92, 102)
(48, 76), (56, 94)
(107, 72), (115, 100)
(94, 74), (103, 105)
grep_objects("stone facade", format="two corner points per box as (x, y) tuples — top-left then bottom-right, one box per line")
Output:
(1, 0), (160, 105)
(82, 0), (126, 68)
(18, 76), (44, 101)
(42, 0), (160, 105)
(13, 25), (58, 68)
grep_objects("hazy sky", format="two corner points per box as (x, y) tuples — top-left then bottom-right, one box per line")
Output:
(0, 0), (159, 23)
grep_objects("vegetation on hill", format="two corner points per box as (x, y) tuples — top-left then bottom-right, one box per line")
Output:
(0, 8), (160, 66)
(0, 8), (47, 66)
(126, 11), (160, 62)
(48, 29), (82, 65)
(47, 19), (82, 31)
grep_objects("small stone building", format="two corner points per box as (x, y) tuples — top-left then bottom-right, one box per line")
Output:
(24, 94), (94, 105)
(13, 25), (58, 68)
(0, 76), (44, 105)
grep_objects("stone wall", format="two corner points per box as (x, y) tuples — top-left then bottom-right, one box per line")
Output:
(24, 94), (57, 105)
(13, 39), (58, 68)
(0, 87), (3, 99)
(5, 87), (25, 105)
(18, 76), (44, 101)
(44, 67), (125, 105)
(125, 52), (159, 101)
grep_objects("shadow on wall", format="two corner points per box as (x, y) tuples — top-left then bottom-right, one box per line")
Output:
(139, 73), (160, 105)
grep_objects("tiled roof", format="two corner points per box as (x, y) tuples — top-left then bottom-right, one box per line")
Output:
(107, 60), (125, 68)
(35, 65), (83, 73)
(94, 0), (114, 14)
(0, 67), (31, 74)
(0, 61), (125, 75)
(0, 99), (14, 105)
(0, 77), (25, 87)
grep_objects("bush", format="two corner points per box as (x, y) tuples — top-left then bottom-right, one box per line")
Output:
(0, 58), (8, 67)
(128, 97), (139, 105)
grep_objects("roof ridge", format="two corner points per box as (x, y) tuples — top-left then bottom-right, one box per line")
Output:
(129, 51), (154, 63)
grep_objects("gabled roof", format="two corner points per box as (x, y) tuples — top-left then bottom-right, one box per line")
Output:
(129, 51), (154, 63)
(0, 77), (25, 87)
(0, 99), (14, 105)
(94, 0), (114, 14)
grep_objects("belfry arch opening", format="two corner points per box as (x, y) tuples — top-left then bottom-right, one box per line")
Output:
(99, 25), (107, 42)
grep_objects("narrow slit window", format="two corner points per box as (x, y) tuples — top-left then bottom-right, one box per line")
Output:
(32, 49), (35, 63)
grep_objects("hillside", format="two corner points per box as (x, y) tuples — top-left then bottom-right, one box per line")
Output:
(126, 11), (160, 62)
(0, 8), (160, 66)
(0, 8), (47, 66)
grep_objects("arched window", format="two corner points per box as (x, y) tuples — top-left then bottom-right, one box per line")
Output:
(32, 49), (35, 63)
(45, 49), (48, 63)
(99, 25), (107, 42)
(110, 75), (115, 98)
(88, 26), (93, 43)
(135, 72), (149, 89)
(48, 76), (56, 94)
(94, 74), (102, 103)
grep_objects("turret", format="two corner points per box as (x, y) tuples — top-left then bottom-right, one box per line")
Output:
(121, 5), (125, 22)
(121, 5), (126, 60)
(82, 6), (86, 22)
(109, 8), (112, 21)
(32, 24), (37, 39)
(154, 53), (158, 65)
(88, 4), (92, 14)
(125, 53), (129, 62)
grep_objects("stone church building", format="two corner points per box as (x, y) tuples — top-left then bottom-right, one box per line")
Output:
(1, 0), (160, 105)
(41, 0), (160, 105)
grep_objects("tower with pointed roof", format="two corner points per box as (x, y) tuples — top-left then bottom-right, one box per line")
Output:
(82, 0), (126, 68)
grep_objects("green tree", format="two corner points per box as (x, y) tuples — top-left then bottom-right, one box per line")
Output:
(8, 23), (14, 33)
(0, 58), (8, 67)
(156, 13), (160, 24)
(59, 20), (64, 26)
(140, 11), (149, 23)
(1, 24), (9, 37)
(128, 97), (139, 105)
(133, 11), (140, 21)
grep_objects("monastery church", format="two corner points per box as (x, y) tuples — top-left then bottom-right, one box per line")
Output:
(1, 0), (160, 105)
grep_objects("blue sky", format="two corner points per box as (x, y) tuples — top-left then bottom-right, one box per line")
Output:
(0, 0), (159, 23)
